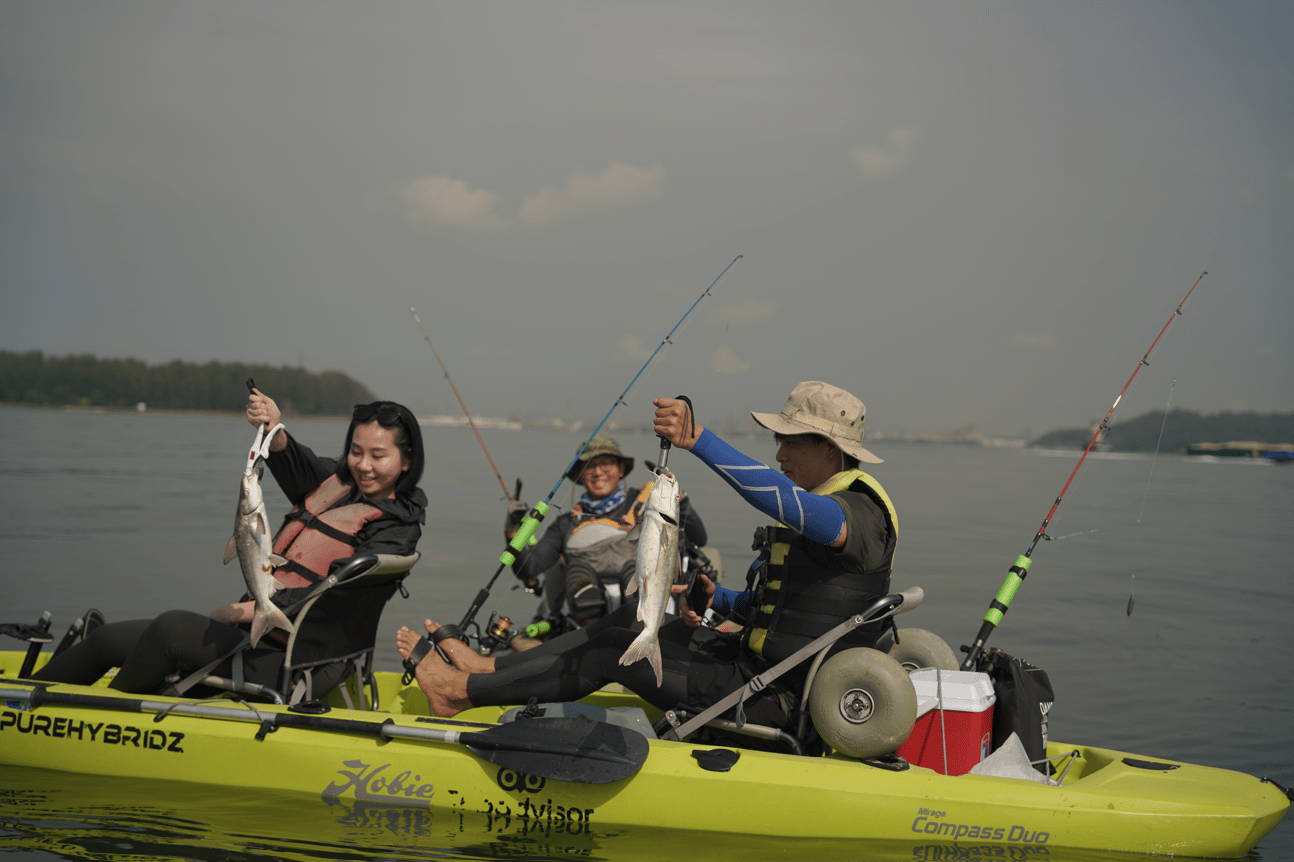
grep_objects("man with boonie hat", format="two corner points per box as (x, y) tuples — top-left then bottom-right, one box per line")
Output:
(506, 433), (706, 626)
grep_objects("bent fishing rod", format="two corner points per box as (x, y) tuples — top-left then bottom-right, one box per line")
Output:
(960, 271), (1207, 671)
(456, 254), (743, 635)
(409, 307), (516, 502)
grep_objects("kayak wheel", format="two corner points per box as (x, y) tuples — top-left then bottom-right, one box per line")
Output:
(876, 628), (959, 673)
(809, 648), (917, 759)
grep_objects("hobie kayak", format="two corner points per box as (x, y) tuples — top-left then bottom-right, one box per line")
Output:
(1, 654), (1287, 858)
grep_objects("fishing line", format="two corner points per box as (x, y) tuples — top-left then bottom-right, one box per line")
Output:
(455, 255), (743, 636)
(961, 271), (1206, 669)
(409, 307), (515, 502)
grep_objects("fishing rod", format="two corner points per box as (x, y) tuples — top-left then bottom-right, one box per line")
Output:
(455, 255), (743, 636)
(960, 271), (1207, 671)
(409, 307), (515, 502)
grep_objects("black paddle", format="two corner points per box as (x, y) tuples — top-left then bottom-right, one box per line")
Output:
(0, 685), (648, 785)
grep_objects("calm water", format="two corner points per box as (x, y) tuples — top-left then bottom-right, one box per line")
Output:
(1, 404), (1291, 860)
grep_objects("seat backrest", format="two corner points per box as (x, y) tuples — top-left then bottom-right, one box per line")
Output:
(279, 553), (420, 699)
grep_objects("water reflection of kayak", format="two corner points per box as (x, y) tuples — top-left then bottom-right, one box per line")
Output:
(1, 652), (1287, 858)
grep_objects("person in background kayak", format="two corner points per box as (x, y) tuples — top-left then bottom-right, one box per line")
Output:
(507, 434), (707, 627)
(33, 391), (427, 694)
(398, 381), (897, 731)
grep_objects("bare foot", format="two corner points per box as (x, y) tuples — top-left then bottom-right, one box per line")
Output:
(395, 626), (475, 717)
(421, 620), (496, 674)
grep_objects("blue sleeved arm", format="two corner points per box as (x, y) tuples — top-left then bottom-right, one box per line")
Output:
(689, 429), (846, 546)
(709, 583), (751, 618)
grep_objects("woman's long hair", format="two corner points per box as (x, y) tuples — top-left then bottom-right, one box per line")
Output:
(336, 401), (425, 497)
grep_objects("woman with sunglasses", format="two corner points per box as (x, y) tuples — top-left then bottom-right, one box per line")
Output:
(32, 389), (427, 694)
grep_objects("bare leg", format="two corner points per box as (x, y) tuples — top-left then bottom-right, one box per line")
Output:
(394, 627), (476, 717)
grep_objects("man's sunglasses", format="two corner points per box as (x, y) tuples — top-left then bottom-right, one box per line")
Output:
(352, 402), (403, 427)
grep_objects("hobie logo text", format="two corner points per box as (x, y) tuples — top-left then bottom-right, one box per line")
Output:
(322, 759), (435, 808)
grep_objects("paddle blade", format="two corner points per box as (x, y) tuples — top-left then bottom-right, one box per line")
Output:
(465, 716), (649, 785)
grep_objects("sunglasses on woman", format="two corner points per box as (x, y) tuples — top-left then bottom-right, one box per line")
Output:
(352, 402), (403, 427)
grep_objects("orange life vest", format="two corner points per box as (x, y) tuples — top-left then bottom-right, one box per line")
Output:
(271, 474), (388, 588)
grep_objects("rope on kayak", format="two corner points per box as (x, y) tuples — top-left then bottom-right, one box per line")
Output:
(457, 255), (743, 636)
(961, 271), (1207, 670)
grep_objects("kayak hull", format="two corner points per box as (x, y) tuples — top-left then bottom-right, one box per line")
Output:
(1, 659), (1287, 857)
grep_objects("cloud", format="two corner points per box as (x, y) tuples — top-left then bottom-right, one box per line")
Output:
(851, 128), (918, 178)
(402, 176), (507, 231)
(520, 162), (666, 227)
(401, 162), (665, 231)
(1012, 333), (1056, 347)
(619, 334), (653, 362)
(710, 299), (777, 327)
(711, 343), (749, 374)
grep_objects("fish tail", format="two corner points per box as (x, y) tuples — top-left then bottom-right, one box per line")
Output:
(618, 630), (664, 687)
(249, 604), (295, 649)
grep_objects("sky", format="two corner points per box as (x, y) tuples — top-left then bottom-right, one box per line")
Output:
(2, 2), (1291, 439)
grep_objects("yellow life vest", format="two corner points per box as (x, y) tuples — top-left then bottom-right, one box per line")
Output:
(746, 469), (899, 663)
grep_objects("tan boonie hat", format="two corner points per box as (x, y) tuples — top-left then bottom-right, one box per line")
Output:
(565, 434), (635, 482)
(751, 381), (883, 464)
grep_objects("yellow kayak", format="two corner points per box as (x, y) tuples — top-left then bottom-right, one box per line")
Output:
(1, 652), (1287, 858)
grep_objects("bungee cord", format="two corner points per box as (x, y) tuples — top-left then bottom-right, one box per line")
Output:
(455, 255), (743, 635)
(961, 271), (1207, 669)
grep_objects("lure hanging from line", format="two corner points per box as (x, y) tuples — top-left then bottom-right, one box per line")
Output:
(455, 255), (743, 636)
(961, 271), (1206, 669)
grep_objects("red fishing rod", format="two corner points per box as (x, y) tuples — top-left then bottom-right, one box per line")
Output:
(960, 271), (1207, 670)
(409, 307), (515, 502)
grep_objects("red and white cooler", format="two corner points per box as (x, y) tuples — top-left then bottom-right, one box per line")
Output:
(895, 669), (996, 775)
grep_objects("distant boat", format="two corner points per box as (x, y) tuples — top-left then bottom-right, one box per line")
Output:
(1184, 441), (1294, 460)
(418, 415), (522, 431)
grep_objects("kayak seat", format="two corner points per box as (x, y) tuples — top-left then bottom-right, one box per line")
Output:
(168, 552), (420, 709)
(657, 587), (927, 760)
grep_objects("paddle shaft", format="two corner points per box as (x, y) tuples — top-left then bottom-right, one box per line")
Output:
(0, 686), (641, 768)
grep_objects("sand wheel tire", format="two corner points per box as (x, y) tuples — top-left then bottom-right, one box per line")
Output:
(876, 627), (960, 673)
(809, 648), (917, 759)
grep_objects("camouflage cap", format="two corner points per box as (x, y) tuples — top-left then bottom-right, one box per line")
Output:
(751, 381), (883, 464)
(565, 434), (635, 482)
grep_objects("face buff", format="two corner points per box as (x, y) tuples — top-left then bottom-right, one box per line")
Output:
(578, 482), (627, 517)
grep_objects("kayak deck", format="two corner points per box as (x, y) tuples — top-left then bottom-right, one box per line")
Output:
(1, 656), (1288, 857)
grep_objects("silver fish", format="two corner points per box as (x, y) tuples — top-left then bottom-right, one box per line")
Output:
(223, 463), (294, 648)
(619, 471), (680, 686)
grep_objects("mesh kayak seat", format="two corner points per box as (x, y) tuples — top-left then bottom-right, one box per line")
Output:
(165, 552), (420, 709)
(655, 587), (925, 760)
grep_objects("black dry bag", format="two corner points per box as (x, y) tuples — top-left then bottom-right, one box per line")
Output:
(981, 648), (1055, 776)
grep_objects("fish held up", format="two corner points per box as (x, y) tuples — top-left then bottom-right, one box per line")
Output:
(224, 462), (294, 648)
(619, 471), (681, 687)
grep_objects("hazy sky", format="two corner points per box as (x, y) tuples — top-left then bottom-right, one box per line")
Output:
(3, 2), (1290, 437)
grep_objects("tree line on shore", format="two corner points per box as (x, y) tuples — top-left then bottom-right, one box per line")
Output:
(1032, 408), (1294, 451)
(0, 350), (374, 415)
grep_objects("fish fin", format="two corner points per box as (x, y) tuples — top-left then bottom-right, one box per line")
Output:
(269, 554), (287, 567)
(223, 535), (237, 565)
(625, 576), (638, 597)
(648, 643), (663, 688)
(254, 511), (267, 534)
(618, 629), (664, 686)
(249, 604), (296, 649)
(248, 614), (267, 649)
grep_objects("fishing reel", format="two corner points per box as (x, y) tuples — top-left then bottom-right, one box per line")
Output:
(475, 612), (517, 655)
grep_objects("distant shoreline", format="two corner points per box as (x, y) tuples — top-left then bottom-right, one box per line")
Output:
(0, 402), (349, 421)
